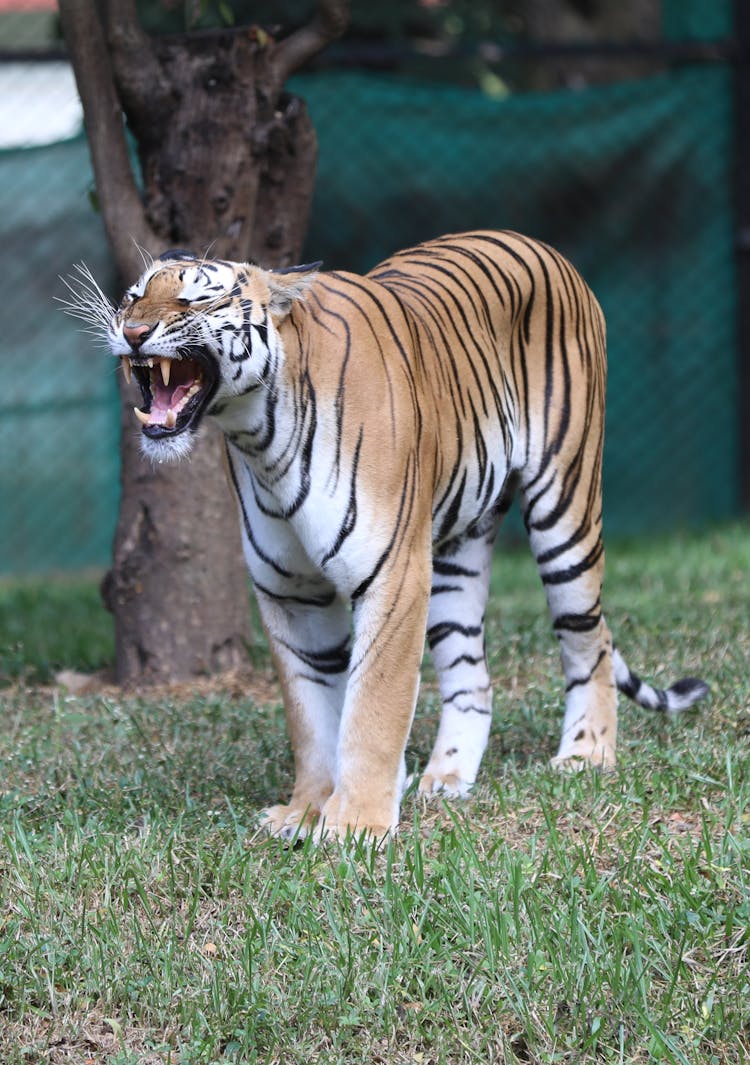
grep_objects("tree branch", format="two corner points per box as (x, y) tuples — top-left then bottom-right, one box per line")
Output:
(103, 0), (147, 46)
(273, 0), (350, 89)
(105, 0), (170, 117)
(59, 0), (159, 280)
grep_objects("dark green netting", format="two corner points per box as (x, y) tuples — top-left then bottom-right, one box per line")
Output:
(0, 136), (120, 573)
(662, 0), (733, 40)
(0, 63), (738, 571)
(294, 66), (738, 539)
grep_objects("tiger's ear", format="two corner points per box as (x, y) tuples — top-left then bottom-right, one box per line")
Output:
(266, 261), (322, 319)
(159, 248), (197, 262)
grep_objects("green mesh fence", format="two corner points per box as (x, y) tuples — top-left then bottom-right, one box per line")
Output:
(0, 135), (120, 574)
(295, 65), (739, 540)
(0, 53), (740, 573)
(663, 0), (733, 40)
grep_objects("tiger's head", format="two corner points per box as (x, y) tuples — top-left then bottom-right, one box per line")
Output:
(103, 250), (320, 463)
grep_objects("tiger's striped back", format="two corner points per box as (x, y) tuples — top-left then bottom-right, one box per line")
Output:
(368, 230), (608, 550)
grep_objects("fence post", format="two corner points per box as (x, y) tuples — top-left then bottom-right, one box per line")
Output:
(736, 0), (750, 511)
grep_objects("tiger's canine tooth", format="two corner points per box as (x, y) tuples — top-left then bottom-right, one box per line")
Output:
(121, 358), (132, 384)
(165, 408), (177, 428)
(160, 358), (171, 387)
(133, 406), (150, 426)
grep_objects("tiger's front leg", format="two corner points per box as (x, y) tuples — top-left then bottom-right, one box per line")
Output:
(314, 529), (433, 841)
(255, 589), (352, 840)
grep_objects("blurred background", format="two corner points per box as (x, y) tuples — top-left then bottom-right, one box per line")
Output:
(0, 0), (746, 573)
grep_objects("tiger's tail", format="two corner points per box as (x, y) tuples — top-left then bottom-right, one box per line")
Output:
(613, 647), (709, 713)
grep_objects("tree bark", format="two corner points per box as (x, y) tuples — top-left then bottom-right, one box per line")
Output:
(59, 0), (348, 685)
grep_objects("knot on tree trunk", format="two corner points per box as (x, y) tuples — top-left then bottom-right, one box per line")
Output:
(252, 94), (305, 180)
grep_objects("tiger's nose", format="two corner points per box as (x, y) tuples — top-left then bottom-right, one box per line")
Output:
(123, 323), (153, 350)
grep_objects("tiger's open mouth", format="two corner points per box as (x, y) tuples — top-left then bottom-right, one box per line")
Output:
(124, 350), (218, 439)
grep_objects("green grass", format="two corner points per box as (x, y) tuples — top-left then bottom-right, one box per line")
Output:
(1, 524), (749, 1063)
(0, 573), (114, 685)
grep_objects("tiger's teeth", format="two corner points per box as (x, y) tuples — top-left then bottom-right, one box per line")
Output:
(121, 358), (132, 384)
(160, 358), (171, 387)
(147, 358), (154, 368)
(133, 407), (150, 426)
(165, 408), (176, 428)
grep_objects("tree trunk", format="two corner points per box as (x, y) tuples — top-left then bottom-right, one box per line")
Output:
(60, 0), (348, 685)
(101, 414), (250, 684)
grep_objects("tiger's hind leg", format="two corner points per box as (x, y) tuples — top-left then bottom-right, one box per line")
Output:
(419, 528), (497, 798)
(522, 492), (618, 768)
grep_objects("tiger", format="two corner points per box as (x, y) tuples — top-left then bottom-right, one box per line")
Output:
(92, 230), (708, 840)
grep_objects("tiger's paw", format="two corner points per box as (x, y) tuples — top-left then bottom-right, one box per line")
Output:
(417, 768), (474, 799)
(258, 803), (319, 842)
(311, 792), (397, 845)
(312, 820), (395, 846)
(551, 743), (616, 772)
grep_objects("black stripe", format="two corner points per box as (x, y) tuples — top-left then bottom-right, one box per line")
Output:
(565, 648), (607, 692)
(553, 609), (601, 633)
(446, 653), (484, 669)
(427, 621), (482, 648)
(224, 445), (293, 579)
(253, 580), (336, 608)
(351, 452), (416, 601)
(321, 427), (363, 566)
(281, 636), (351, 675)
(437, 467), (467, 543)
(541, 539), (604, 586)
(432, 559), (479, 578)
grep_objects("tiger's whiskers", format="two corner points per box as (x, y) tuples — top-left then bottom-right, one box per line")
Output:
(56, 263), (115, 343)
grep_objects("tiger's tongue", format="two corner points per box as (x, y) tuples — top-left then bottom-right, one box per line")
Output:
(151, 380), (193, 414)
(142, 360), (202, 427)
